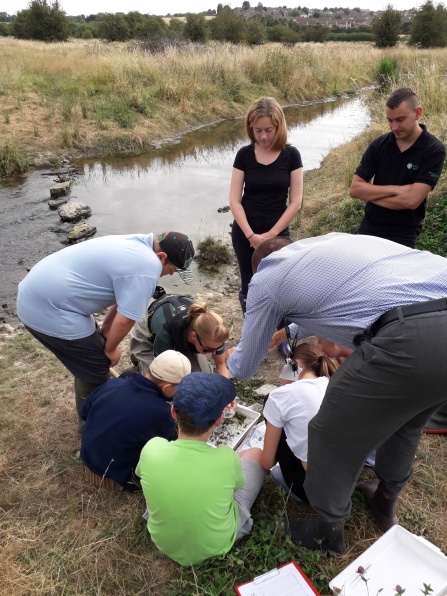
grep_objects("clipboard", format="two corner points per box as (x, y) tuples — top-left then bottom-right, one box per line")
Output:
(234, 561), (320, 596)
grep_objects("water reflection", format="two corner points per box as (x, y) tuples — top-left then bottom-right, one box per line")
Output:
(0, 95), (369, 319)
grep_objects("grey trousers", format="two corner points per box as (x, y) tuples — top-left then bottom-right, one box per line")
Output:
(130, 319), (212, 374)
(234, 457), (267, 540)
(305, 310), (447, 522)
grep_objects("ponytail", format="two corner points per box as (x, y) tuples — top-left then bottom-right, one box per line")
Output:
(293, 343), (338, 378)
(187, 302), (229, 344)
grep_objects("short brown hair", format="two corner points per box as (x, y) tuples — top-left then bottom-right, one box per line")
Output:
(175, 410), (215, 437)
(252, 237), (292, 273)
(386, 87), (419, 110)
(246, 97), (288, 151)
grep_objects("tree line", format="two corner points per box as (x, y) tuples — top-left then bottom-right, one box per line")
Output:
(1, 0), (447, 49)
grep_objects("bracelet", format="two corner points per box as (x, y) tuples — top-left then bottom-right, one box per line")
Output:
(246, 232), (254, 240)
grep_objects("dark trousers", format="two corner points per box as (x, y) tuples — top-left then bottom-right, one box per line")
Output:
(357, 225), (417, 249)
(231, 215), (290, 296)
(305, 310), (447, 522)
(276, 430), (309, 503)
(25, 325), (111, 432)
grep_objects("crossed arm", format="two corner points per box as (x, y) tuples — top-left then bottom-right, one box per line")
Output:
(349, 175), (431, 211)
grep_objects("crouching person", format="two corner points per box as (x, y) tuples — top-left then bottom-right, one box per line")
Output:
(136, 373), (266, 566)
(80, 350), (191, 492)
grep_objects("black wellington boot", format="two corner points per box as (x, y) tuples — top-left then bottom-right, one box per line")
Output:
(280, 516), (346, 555)
(357, 479), (399, 532)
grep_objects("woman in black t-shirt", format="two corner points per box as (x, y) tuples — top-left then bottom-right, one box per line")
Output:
(229, 97), (303, 313)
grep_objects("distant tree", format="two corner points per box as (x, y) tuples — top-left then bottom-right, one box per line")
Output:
(255, 1), (263, 11)
(0, 22), (12, 35)
(372, 4), (401, 47)
(410, 0), (447, 47)
(312, 10), (322, 17)
(242, 1), (250, 9)
(97, 13), (130, 41)
(245, 17), (266, 43)
(13, 0), (70, 42)
(343, 8), (350, 14)
(302, 23), (329, 41)
(0, 12), (14, 21)
(183, 13), (209, 41)
(137, 15), (168, 39)
(211, 5), (246, 42)
(85, 14), (96, 21)
(354, 6), (361, 12)
(302, 6), (309, 14)
(168, 17), (185, 34)
(290, 8), (299, 15)
(217, 3), (224, 13)
(400, 21), (411, 33)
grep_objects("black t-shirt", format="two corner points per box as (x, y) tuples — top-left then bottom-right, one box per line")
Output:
(355, 124), (446, 246)
(233, 144), (303, 219)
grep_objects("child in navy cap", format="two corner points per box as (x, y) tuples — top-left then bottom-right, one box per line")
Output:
(136, 372), (266, 566)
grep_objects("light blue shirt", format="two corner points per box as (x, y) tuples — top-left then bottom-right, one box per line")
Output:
(228, 233), (447, 380)
(17, 234), (161, 340)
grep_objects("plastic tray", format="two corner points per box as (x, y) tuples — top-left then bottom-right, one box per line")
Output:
(208, 404), (261, 450)
(330, 525), (447, 596)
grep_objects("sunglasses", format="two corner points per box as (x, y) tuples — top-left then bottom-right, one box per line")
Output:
(195, 333), (224, 354)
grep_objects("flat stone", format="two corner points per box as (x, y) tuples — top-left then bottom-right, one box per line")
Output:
(67, 223), (97, 242)
(254, 384), (278, 397)
(48, 198), (68, 210)
(50, 181), (72, 198)
(58, 202), (92, 222)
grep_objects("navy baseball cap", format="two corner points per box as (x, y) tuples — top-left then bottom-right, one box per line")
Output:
(158, 232), (194, 283)
(173, 372), (237, 427)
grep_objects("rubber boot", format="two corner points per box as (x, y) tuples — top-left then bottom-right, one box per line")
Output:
(74, 377), (104, 434)
(423, 402), (447, 434)
(357, 479), (399, 532)
(280, 516), (345, 555)
(238, 292), (247, 316)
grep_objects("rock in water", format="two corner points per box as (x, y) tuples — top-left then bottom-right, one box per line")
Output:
(50, 181), (72, 197)
(58, 202), (92, 222)
(48, 198), (69, 209)
(67, 223), (97, 243)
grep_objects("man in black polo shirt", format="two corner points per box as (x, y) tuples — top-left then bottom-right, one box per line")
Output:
(350, 87), (445, 248)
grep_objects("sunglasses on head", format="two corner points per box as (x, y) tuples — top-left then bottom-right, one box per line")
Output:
(195, 333), (224, 354)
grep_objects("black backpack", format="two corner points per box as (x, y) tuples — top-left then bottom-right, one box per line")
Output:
(146, 293), (195, 352)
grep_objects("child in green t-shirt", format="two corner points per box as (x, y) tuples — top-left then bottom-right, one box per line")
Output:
(136, 372), (266, 566)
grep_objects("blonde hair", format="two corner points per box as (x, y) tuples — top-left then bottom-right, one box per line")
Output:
(245, 97), (288, 151)
(293, 343), (338, 378)
(187, 302), (229, 344)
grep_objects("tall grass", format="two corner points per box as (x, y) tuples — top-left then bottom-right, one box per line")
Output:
(0, 38), (382, 174)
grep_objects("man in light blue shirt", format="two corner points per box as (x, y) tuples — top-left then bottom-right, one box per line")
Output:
(17, 231), (194, 431)
(227, 233), (447, 554)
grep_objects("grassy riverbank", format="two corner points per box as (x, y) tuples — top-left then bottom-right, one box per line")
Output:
(0, 38), (387, 176)
(296, 54), (447, 256)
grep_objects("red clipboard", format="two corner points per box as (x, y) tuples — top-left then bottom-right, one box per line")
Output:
(234, 560), (320, 595)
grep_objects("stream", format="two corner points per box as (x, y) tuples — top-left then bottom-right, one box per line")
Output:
(0, 95), (370, 323)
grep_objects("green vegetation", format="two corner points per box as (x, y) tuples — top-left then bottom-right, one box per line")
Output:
(375, 55), (399, 85)
(13, 0), (70, 42)
(0, 141), (28, 176)
(197, 236), (232, 266)
(372, 4), (401, 48)
(410, 0), (447, 48)
(328, 32), (374, 42)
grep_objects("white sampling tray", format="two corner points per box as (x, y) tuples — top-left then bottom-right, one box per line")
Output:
(207, 404), (261, 450)
(330, 525), (447, 596)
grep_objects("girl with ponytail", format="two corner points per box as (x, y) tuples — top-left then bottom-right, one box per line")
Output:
(259, 343), (338, 502)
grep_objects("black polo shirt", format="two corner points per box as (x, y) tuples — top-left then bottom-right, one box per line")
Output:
(355, 124), (446, 247)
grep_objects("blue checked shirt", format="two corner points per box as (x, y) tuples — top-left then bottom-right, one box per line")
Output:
(227, 233), (447, 380)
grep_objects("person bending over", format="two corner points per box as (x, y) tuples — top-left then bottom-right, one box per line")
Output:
(261, 343), (338, 502)
(136, 373), (266, 566)
(130, 295), (231, 377)
(80, 350), (191, 492)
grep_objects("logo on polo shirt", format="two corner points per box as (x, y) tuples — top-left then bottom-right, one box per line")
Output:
(429, 171), (439, 179)
(407, 163), (419, 170)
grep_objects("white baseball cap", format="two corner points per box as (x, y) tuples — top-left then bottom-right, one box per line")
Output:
(149, 350), (191, 384)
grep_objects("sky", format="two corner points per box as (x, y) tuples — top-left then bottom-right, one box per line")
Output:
(2, 0), (423, 17)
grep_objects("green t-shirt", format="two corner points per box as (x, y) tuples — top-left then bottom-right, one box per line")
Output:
(136, 437), (246, 566)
